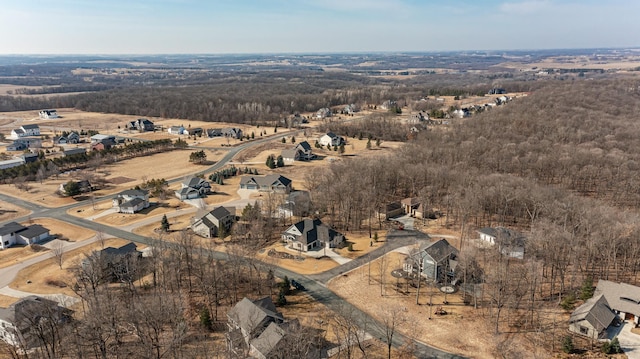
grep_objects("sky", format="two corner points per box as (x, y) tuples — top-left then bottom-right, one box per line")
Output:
(0, 0), (638, 54)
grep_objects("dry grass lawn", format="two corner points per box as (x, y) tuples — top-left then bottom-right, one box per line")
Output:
(133, 212), (194, 237)
(0, 218), (95, 269)
(334, 230), (388, 259)
(0, 294), (19, 307)
(9, 238), (140, 296)
(256, 242), (338, 275)
(0, 200), (31, 222)
(329, 251), (501, 359)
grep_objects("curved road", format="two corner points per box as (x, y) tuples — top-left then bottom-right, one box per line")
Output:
(0, 126), (465, 358)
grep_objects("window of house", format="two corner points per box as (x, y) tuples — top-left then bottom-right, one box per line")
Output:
(579, 326), (589, 335)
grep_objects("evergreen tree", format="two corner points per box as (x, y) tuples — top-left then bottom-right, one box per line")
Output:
(276, 155), (284, 167)
(199, 307), (212, 330)
(339, 143), (345, 154)
(291, 136), (295, 143)
(161, 214), (170, 232)
(562, 336), (574, 354)
(266, 155), (276, 169)
(62, 180), (81, 196)
(366, 138), (372, 149)
(579, 276), (595, 300)
(281, 137), (286, 143)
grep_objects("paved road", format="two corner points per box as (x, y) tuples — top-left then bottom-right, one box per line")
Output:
(0, 126), (466, 358)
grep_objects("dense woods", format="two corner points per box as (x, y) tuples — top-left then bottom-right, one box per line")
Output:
(308, 79), (640, 338)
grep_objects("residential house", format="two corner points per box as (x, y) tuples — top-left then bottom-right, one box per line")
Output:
(376, 202), (404, 220)
(240, 174), (292, 194)
(128, 118), (155, 132)
(0, 222), (50, 250)
(207, 128), (223, 138)
(595, 280), (640, 325)
(343, 104), (359, 115)
(19, 153), (39, 164)
(277, 190), (312, 218)
(401, 197), (426, 218)
(223, 127), (243, 139)
(112, 189), (150, 214)
(11, 137), (42, 149)
(55, 131), (80, 144)
(175, 175), (211, 200)
(477, 227), (526, 259)
(0, 296), (71, 348)
(168, 126), (185, 135)
(315, 107), (332, 119)
(569, 294), (616, 340)
(62, 148), (87, 157)
(82, 242), (142, 283)
(90, 134), (116, 151)
(408, 112), (429, 124)
(191, 206), (235, 238)
(10, 124), (40, 139)
(5, 142), (26, 152)
(281, 218), (344, 252)
(488, 88), (507, 95)
(187, 127), (203, 136)
(403, 238), (458, 282)
(318, 132), (344, 147)
(38, 109), (58, 119)
(380, 100), (397, 110)
(280, 141), (314, 164)
(227, 297), (285, 358)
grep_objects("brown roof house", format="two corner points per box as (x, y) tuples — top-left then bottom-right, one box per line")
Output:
(0, 296), (71, 348)
(403, 238), (458, 283)
(281, 218), (344, 252)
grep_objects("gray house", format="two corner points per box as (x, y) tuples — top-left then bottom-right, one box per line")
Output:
(227, 297), (285, 358)
(569, 294), (616, 339)
(191, 206), (235, 238)
(240, 174), (292, 194)
(477, 227), (526, 259)
(0, 296), (71, 348)
(175, 176), (211, 200)
(128, 118), (154, 132)
(281, 218), (344, 252)
(403, 238), (458, 282)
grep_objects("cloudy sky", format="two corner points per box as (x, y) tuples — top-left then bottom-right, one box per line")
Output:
(0, 0), (637, 54)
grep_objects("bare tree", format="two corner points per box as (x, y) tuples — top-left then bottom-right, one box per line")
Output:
(52, 241), (65, 269)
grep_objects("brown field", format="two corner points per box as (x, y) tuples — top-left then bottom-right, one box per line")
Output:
(0, 218), (95, 269)
(329, 251), (499, 358)
(9, 238), (140, 296)
(0, 200), (30, 222)
(132, 212), (194, 237)
(93, 200), (184, 227)
(0, 178), (78, 208)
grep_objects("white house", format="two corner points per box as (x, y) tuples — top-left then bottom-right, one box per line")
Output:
(10, 124), (40, 140)
(112, 189), (150, 214)
(318, 132), (344, 147)
(175, 176), (211, 200)
(38, 109), (58, 119)
(281, 218), (344, 252)
(477, 227), (526, 259)
(0, 222), (50, 250)
(168, 126), (185, 135)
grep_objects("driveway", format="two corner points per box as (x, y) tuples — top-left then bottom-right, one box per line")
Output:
(394, 214), (415, 230)
(608, 321), (640, 359)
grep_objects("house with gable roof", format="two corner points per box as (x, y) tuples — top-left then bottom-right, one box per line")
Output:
(128, 118), (155, 132)
(175, 175), (211, 200)
(10, 124), (40, 140)
(0, 222), (50, 250)
(569, 294), (616, 339)
(112, 189), (149, 214)
(281, 218), (344, 252)
(227, 297), (285, 358)
(240, 174), (292, 194)
(403, 238), (459, 282)
(191, 206), (235, 238)
(38, 109), (58, 119)
(318, 132), (344, 147)
(0, 295), (71, 348)
(281, 141), (315, 164)
(477, 227), (527, 259)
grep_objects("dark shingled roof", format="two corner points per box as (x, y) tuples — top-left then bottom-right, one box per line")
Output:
(569, 294), (615, 333)
(17, 225), (49, 239)
(0, 222), (27, 236)
(420, 238), (459, 263)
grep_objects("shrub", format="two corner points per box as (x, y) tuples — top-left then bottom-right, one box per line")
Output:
(562, 336), (574, 354)
(560, 292), (576, 311)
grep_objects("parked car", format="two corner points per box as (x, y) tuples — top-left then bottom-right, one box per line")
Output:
(290, 279), (306, 291)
